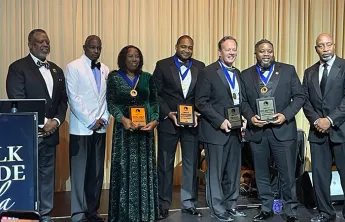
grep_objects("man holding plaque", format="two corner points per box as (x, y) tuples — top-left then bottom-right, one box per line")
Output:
(152, 35), (205, 218)
(65, 35), (109, 222)
(195, 36), (246, 221)
(303, 33), (345, 222)
(240, 39), (305, 222)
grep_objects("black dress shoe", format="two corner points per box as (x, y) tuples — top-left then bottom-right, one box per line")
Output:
(253, 211), (273, 221)
(159, 208), (169, 219)
(182, 207), (203, 217)
(287, 216), (298, 222)
(310, 214), (336, 222)
(211, 212), (234, 221)
(226, 208), (247, 217)
(88, 214), (104, 222)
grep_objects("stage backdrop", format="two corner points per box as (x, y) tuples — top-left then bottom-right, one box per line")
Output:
(1, 0), (345, 191)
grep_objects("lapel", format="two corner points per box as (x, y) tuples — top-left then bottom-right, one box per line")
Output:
(26, 55), (51, 99)
(249, 66), (261, 96)
(311, 62), (322, 99)
(234, 69), (241, 102)
(323, 57), (342, 97)
(216, 62), (232, 97)
(82, 56), (99, 97)
(185, 62), (198, 98)
(169, 58), (184, 97)
(99, 64), (106, 95)
(49, 64), (58, 101)
(269, 63), (282, 96)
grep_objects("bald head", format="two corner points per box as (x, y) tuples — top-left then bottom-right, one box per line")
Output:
(315, 33), (335, 62)
(83, 35), (102, 61)
(84, 35), (101, 46)
(316, 33), (333, 46)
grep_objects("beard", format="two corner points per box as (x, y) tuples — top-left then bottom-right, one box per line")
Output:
(257, 57), (275, 69)
(320, 53), (334, 62)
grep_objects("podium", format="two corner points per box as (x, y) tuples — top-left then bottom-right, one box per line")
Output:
(0, 99), (45, 212)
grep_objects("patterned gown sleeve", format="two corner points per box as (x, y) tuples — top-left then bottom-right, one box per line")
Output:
(148, 73), (159, 121)
(106, 72), (124, 122)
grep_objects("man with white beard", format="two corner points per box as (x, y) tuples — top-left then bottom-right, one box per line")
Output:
(303, 33), (345, 222)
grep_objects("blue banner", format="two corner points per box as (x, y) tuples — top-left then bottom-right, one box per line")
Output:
(0, 113), (38, 211)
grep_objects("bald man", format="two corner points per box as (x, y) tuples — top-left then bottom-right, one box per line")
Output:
(303, 33), (345, 222)
(65, 35), (110, 222)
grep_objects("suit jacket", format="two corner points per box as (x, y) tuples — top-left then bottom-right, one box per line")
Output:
(65, 55), (110, 135)
(195, 61), (241, 145)
(303, 56), (345, 143)
(6, 54), (68, 146)
(240, 62), (305, 142)
(152, 56), (205, 134)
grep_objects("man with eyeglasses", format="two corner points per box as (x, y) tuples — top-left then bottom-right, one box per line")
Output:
(303, 33), (345, 222)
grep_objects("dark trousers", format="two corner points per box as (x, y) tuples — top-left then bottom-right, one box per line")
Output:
(69, 133), (106, 221)
(38, 142), (56, 219)
(310, 137), (345, 219)
(250, 127), (298, 216)
(204, 132), (241, 215)
(157, 128), (199, 209)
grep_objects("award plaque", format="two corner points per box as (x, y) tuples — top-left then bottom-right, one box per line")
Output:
(256, 97), (277, 122)
(225, 105), (242, 129)
(177, 104), (195, 126)
(129, 106), (147, 128)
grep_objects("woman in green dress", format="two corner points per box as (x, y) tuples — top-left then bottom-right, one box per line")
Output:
(107, 45), (159, 222)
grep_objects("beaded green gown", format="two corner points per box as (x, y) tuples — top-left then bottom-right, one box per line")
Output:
(107, 70), (159, 222)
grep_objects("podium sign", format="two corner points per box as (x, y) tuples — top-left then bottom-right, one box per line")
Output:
(0, 113), (38, 212)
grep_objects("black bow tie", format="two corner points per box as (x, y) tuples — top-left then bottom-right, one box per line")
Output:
(226, 67), (234, 71)
(91, 61), (101, 69)
(37, 60), (50, 69)
(179, 61), (189, 67)
(260, 67), (270, 72)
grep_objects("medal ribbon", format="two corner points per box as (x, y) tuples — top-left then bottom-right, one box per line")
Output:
(255, 65), (274, 85)
(174, 55), (192, 80)
(118, 70), (140, 89)
(219, 60), (236, 89)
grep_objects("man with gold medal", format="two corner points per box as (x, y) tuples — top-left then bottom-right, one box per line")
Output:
(195, 36), (246, 221)
(240, 39), (305, 222)
(152, 35), (205, 219)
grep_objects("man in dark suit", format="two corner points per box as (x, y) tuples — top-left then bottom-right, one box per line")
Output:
(195, 36), (247, 221)
(6, 29), (68, 222)
(240, 39), (305, 222)
(152, 35), (205, 218)
(303, 33), (345, 222)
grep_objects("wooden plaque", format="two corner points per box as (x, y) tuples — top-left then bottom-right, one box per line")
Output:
(129, 106), (147, 128)
(177, 104), (195, 126)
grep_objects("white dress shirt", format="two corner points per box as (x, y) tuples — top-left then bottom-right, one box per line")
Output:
(219, 61), (240, 105)
(30, 53), (60, 127)
(178, 59), (192, 98)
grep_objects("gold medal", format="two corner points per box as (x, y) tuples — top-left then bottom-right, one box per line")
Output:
(260, 86), (268, 94)
(232, 93), (237, 99)
(130, 89), (138, 97)
(182, 84), (186, 90)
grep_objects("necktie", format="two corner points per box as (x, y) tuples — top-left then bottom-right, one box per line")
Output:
(37, 60), (50, 69)
(320, 63), (328, 96)
(226, 67), (234, 71)
(91, 61), (101, 69)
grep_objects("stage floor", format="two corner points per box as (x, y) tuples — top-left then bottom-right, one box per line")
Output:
(51, 186), (345, 222)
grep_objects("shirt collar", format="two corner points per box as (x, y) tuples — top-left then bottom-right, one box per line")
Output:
(218, 60), (233, 70)
(320, 55), (336, 67)
(30, 53), (48, 64)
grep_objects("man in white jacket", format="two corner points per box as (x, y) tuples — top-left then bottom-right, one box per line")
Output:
(65, 35), (110, 222)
